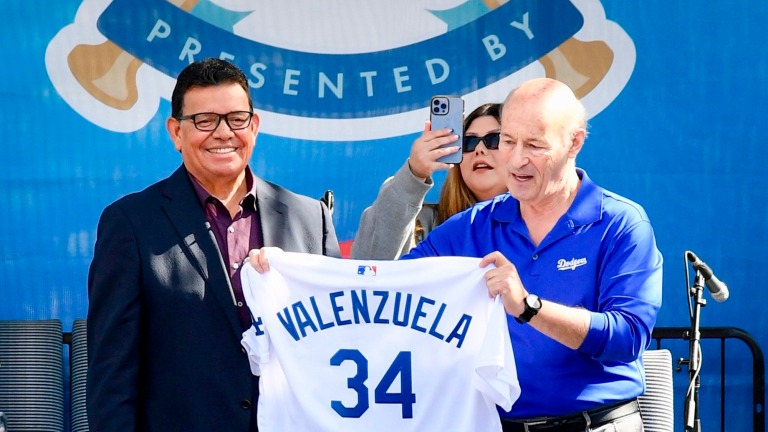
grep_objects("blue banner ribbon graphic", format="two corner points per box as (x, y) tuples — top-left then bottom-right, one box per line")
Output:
(98, 0), (583, 118)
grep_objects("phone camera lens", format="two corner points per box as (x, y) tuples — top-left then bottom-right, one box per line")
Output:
(433, 100), (440, 105)
(433, 107), (440, 113)
(440, 103), (447, 110)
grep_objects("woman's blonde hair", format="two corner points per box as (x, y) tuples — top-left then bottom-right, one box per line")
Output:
(436, 103), (502, 225)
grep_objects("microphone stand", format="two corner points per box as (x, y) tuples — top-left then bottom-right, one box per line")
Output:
(681, 252), (705, 432)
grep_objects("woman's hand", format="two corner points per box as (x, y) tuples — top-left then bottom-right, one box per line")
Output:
(408, 121), (460, 180)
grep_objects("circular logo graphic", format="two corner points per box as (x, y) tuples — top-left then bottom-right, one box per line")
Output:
(46, 0), (635, 141)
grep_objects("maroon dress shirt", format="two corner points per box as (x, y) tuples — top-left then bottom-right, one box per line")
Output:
(189, 168), (263, 331)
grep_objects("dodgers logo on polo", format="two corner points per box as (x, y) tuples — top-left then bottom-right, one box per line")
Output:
(46, 0), (636, 141)
(557, 257), (588, 271)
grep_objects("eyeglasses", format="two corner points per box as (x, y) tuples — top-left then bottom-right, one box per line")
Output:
(463, 132), (500, 153)
(177, 111), (254, 131)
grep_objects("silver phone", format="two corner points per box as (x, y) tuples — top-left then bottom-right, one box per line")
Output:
(430, 95), (464, 164)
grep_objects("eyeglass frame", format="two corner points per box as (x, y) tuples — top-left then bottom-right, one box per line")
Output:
(463, 132), (501, 153)
(176, 111), (255, 131)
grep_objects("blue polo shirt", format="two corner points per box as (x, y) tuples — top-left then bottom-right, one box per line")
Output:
(403, 169), (663, 418)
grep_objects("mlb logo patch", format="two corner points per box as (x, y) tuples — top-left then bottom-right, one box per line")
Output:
(357, 265), (377, 276)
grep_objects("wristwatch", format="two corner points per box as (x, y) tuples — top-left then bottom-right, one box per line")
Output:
(515, 294), (542, 324)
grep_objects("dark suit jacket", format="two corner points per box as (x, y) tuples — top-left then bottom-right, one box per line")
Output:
(86, 165), (340, 432)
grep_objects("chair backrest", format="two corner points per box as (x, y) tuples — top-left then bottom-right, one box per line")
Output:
(639, 349), (675, 432)
(0, 320), (65, 432)
(70, 319), (89, 432)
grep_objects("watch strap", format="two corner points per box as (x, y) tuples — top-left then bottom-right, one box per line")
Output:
(515, 295), (540, 324)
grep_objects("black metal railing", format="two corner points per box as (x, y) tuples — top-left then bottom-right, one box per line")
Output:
(652, 327), (765, 432)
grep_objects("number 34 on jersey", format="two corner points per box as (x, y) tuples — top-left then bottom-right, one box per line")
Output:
(241, 253), (521, 432)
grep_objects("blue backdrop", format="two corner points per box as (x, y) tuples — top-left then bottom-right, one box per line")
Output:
(1, 1), (766, 430)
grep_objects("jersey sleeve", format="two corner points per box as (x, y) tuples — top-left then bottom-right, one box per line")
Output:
(240, 264), (272, 376)
(473, 296), (521, 412)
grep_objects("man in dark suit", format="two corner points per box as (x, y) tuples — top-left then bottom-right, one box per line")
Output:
(87, 58), (340, 432)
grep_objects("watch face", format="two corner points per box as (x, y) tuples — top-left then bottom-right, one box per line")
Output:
(526, 294), (542, 309)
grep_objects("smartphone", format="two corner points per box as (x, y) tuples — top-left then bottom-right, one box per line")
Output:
(430, 95), (464, 164)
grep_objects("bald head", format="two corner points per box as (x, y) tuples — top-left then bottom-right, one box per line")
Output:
(496, 78), (587, 208)
(503, 78), (586, 136)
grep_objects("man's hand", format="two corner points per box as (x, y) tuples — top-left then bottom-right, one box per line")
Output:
(248, 247), (284, 273)
(407, 121), (460, 181)
(481, 251), (592, 349)
(480, 251), (528, 318)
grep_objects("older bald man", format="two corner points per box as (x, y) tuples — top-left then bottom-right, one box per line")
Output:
(403, 78), (662, 431)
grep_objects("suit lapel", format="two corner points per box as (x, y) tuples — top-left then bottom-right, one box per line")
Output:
(161, 166), (243, 340)
(254, 176), (289, 248)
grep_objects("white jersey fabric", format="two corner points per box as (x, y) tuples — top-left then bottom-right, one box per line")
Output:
(241, 252), (520, 432)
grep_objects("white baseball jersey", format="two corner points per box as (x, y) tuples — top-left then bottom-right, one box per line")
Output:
(241, 252), (520, 432)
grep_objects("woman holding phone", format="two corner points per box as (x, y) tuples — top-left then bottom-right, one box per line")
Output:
(352, 103), (508, 259)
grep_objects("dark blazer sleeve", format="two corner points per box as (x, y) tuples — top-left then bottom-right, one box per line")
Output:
(320, 199), (341, 258)
(87, 203), (142, 432)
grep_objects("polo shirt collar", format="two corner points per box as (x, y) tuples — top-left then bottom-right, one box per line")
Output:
(565, 169), (603, 227)
(491, 168), (603, 228)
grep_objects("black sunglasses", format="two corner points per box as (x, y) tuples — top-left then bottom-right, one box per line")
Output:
(463, 132), (500, 153)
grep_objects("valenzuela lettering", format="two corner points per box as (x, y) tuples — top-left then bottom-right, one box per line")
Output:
(557, 257), (588, 271)
(95, 0), (583, 118)
(257, 290), (473, 349)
